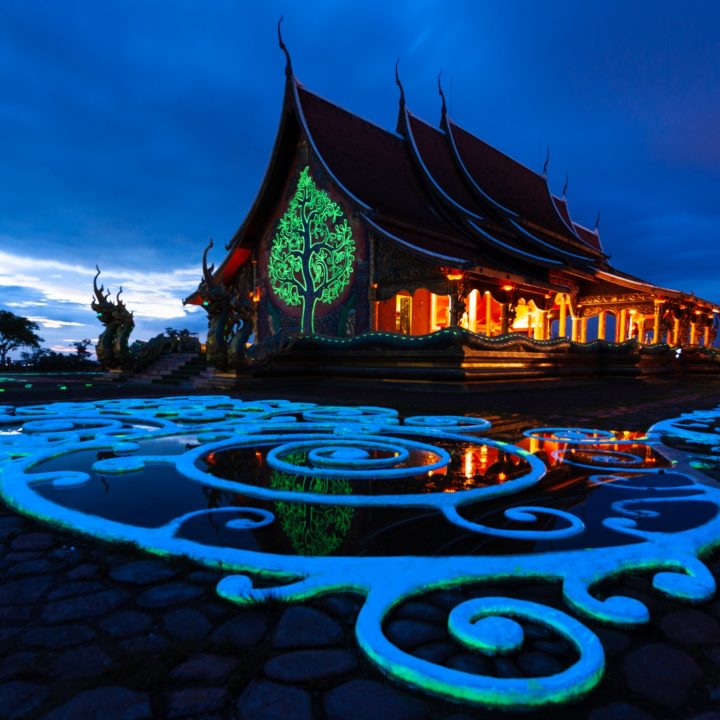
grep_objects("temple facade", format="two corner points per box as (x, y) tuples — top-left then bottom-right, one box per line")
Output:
(187, 41), (719, 371)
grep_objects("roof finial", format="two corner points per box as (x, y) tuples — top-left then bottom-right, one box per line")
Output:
(542, 146), (550, 175)
(395, 58), (405, 107)
(437, 71), (447, 121)
(562, 173), (569, 197)
(594, 210), (601, 231)
(277, 16), (293, 77)
(202, 238), (216, 286)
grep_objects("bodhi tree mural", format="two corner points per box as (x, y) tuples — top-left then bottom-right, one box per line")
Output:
(268, 167), (355, 334)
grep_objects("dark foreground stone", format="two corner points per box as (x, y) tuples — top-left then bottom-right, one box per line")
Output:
(237, 680), (313, 720)
(324, 679), (430, 720)
(41, 686), (151, 720)
(622, 643), (702, 709)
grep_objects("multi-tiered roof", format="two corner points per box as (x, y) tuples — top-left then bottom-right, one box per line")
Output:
(191, 37), (716, 316)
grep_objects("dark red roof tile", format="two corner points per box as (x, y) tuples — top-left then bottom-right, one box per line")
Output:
(573, 223), (603, 252)
(449, 121), (576, 239)
(553, 195), (572, 227)
(406, 113), (483, 216)
(298, 87), (460, 240)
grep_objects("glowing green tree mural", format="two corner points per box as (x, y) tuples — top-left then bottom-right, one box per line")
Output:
(268, 167), (355, 334)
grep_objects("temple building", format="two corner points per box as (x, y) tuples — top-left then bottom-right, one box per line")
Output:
(187, 35), (719, 376)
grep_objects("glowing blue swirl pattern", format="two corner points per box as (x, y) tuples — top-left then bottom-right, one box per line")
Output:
(266, 437), (449, 479)
(0, 398), (719, 711)
(524, 427), (618, 443)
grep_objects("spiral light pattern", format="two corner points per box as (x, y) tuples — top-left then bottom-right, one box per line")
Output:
(0, 396), (718, 711)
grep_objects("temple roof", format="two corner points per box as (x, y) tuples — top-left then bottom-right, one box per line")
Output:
(297, 86), (459, 240)
(187, 61), (717, 312)
(447, 121), (586, 244)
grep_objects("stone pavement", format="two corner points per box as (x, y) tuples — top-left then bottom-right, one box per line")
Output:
(3, 508), (720, 720)
(3, 375), (720, 719)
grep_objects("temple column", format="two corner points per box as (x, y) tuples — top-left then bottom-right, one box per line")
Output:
(571, 316), (579, 341)
(672, 318), (680, 346)
(704, 325), (711, 346)
(580, 317), (588, 343)
(558, 295), (567, 338)
(534, 310), (546, 340)
(485, 291), (492, 336)
(449, 293), (457, 327)
(652, 302), (661, 344)
(468, 290), (477, 333)
(449, 291), (466, 327)
(617, 309), (627, 342)
(597, 311), (607, 341)
(690, 319), (698, 346)
(500, 303), (510, 334)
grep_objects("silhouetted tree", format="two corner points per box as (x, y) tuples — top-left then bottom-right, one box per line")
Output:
(0, 310), (43, 366)
(73, 339), (93, 360)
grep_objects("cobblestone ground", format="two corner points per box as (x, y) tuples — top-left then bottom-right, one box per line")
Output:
(3, 375), (720, 719)
(3, 511), (720, 720)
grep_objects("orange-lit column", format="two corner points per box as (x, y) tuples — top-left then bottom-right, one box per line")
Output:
(617, 309), (627, 342)
(558, 295), (567, 338)
(484, 291), (492, 335)
(672, 318), (680, 346)
(597, 311), (606, 340)
(571, 316), (579, 341)
(704, 323), (711, 346)
(690, 317), (698, 345)
(534, 310), (546, 340)
(370, 281), (378, 330)
(468, 290), (478, 333)
(652, 302), (661, 344)
(580, 317), (587, 343)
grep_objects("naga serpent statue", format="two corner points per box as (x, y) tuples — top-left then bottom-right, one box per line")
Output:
(91, 266), (134, 369)
(92, 266), (194, 371)
(194, 239), (256, 370)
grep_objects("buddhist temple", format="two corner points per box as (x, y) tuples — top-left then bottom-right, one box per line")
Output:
(186, 29), (719, 379)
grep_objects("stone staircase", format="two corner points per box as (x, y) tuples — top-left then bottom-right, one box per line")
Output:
(131, 352), (207, 386)
(181, 367), (248, 391)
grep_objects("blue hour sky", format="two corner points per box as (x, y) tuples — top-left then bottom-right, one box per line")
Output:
(1, 0), (718, 353)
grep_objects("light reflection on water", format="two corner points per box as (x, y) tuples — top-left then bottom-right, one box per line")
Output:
(26, 425), (709, 559)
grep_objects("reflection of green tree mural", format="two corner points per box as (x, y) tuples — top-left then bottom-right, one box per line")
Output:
(268, 167), (355, 334)
(270, 456), (354, 556)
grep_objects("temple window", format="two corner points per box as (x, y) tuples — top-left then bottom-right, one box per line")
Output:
(395, 293), (412, 334)
(430, 293), (450, 331)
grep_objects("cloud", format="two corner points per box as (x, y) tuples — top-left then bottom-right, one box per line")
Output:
(26, 317), (87, 329)
(6, 300), (48, 308)
(0, 246), (206, 355)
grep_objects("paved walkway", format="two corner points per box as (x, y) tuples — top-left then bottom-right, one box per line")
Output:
(3, 510), (720, 720)
(2, 375), (720, 719)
